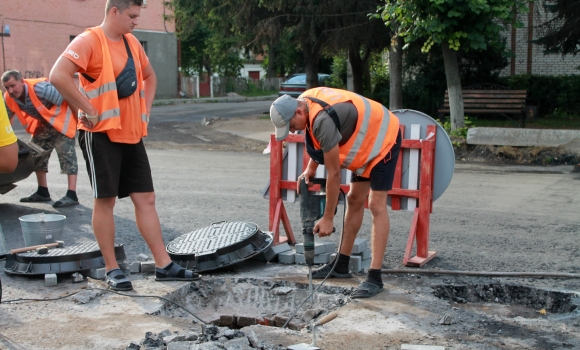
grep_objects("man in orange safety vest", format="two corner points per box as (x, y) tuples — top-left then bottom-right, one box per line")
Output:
(2, 70), (79, 207)
(270, 87), (402, 298)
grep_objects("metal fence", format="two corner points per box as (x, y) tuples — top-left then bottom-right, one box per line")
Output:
(180, 76), (282, 98)
(180, 76), (199, 98)
(213, 77), (282, 97)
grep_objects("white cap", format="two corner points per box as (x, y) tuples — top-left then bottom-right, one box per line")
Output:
(270, 94), (298, 141)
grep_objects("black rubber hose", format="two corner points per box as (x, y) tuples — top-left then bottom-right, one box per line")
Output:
(381, 269), (580, 278)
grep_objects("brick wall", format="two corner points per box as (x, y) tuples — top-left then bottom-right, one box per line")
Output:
(500, 3), (580, 76)
(0, 0), (174, 78)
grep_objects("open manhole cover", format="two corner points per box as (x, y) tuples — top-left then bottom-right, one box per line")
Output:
(4, 242), (126, 275)
(166, 222), (273, 272)
(157, 277), (351, 329)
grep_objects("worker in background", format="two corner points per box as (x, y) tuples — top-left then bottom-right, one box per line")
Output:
(269, 87), (401, 298)
(2, 70), (79, 207)
(49, 0), (200, 291)
(0, 98), (18, 173)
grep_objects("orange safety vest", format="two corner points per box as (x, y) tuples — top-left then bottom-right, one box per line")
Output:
(4, 78), (77, 138)
(77, 26), (148, 134)
(300, 87), (400, 178)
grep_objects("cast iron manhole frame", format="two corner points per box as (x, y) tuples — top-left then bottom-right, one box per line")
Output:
(166, 221), (273, 272)
(4, 242), (126, 275)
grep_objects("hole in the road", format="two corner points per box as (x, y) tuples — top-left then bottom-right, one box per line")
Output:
(158, 278), (351, 330)
(433, 283), (579, 313)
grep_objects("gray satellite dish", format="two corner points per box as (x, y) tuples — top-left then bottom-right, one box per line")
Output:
(392, 109), (455, 201)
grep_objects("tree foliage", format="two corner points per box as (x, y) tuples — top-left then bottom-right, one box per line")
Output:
(535, 0), (580, 56)
(169, 0), (392, 93)
(379, 0), (528, 53)
(167, 0), (256, 76)
(379, 0), (528, 130)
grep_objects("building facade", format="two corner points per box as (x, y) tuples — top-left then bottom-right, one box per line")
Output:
(501, 2), (580, 76)
(0, 0), (178, 98)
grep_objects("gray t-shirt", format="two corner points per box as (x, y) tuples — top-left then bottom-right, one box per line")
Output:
(311, 102), (358, 152)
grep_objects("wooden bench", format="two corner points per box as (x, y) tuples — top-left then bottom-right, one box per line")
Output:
(438, 84), (528, 127)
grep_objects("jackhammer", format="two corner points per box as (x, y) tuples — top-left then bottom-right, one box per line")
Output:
(299, 177), (335, 301)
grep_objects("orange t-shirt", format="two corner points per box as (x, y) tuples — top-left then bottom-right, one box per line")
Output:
(62, 31), (150, 144)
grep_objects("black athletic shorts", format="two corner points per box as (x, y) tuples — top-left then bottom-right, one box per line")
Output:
(79, 130), (154, 198)
(351, 130), (402, 191)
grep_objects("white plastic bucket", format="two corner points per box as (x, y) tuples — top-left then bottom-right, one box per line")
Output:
(19, 213), (66, 246)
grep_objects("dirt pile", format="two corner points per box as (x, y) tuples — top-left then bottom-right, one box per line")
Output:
(451, 136), (580, 165)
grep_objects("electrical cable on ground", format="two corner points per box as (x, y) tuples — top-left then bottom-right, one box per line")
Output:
(1, 287), (208, 325)
(381, 270), (580, 278)
(282, 189), (347, 329)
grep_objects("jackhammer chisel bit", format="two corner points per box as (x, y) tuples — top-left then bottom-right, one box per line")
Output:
(299, 178), (327, 267)
(299, 177), (328, 303)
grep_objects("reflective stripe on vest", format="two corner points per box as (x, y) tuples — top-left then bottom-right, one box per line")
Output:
(79, 82), (117, 100)
(3, 79), (77, 138)
(300, 87), (399, 178)
(356, 104), (392, 176)
(77, 27), (148, 135)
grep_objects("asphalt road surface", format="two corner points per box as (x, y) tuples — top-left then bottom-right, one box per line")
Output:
(149, 100), (273, 124)
(1, 100), (580, 349)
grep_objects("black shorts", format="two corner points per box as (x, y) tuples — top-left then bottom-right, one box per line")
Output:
(351, 130), (402, 191)
(79, 130), (154, 198)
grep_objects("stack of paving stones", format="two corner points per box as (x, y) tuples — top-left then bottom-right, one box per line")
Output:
(126, 324), (286, 350)
(275, 238), (371, 273)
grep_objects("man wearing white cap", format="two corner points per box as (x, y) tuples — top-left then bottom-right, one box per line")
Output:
(270, 87), (401, 298)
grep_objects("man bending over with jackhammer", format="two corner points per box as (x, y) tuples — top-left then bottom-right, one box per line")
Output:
(270, 87), (401, 298)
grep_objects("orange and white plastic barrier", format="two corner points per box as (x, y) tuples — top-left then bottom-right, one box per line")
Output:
(267, 124), (438, 267)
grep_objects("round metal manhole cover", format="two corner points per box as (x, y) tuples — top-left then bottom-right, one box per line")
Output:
(4, 242), (125, 275)
(166, 221), (273, 272)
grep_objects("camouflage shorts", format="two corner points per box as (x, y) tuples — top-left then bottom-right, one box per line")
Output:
(31, 123), (78, 175)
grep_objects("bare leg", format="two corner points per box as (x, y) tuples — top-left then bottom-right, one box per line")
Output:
(367, 190), (390, 270)
(130, 192), (171, 268)
(339, 182), (371, 256)
(36, 171), (48, 187)
(67, 174), (77, 191)
(92, 197), (118, 270)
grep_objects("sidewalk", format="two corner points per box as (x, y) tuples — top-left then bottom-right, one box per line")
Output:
(153, 94), (278, 106)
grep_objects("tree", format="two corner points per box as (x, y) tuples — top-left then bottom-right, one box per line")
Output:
(535, 0), (580, 56)
(380, 0), (528, 130)
(325, 0), (392, 95)
(168, 0), (258, 77)
(389, 22), (404, 110)
(170, 0), (392, 91)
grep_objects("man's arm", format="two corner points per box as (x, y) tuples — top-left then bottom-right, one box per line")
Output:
(2, 96), (16, 124)
(314, 144), (341, 237)
(49, 56), (97, 116)
(0, 142), (18, 173)
(141, 63), (157, 118)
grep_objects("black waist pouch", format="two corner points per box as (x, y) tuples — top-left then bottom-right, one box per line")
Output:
(82, 35), (138, 100)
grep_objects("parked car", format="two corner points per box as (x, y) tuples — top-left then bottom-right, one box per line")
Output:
(278, 73), (330, 98)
